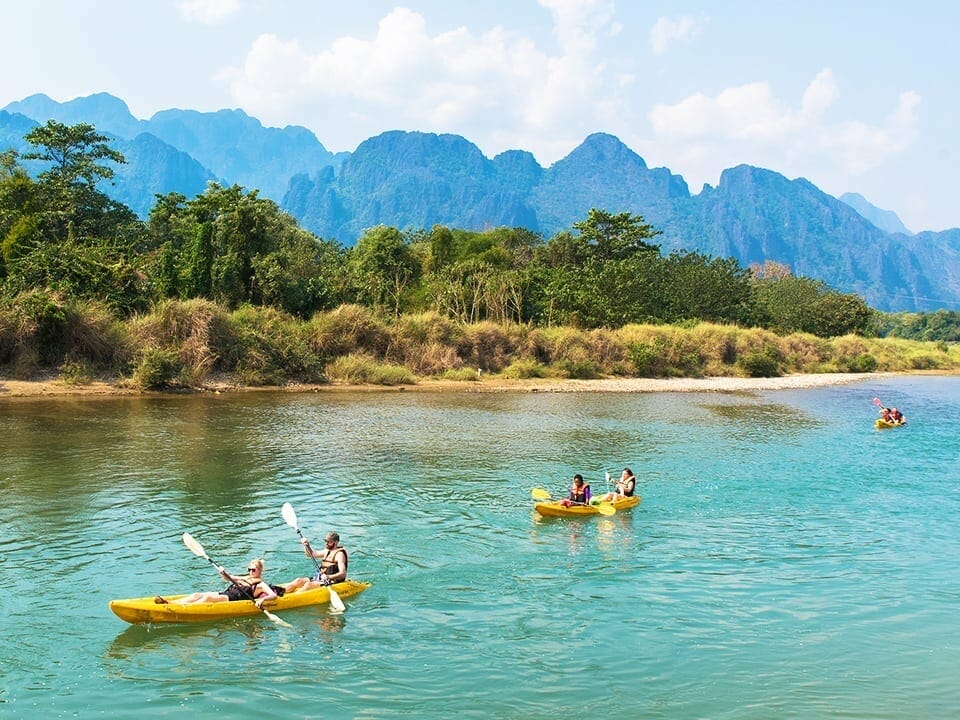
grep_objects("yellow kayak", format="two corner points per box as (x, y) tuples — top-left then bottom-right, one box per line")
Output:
(534, 495), (641, 517)
(875, 418), (906, 429)
(109, 579), (370, 624)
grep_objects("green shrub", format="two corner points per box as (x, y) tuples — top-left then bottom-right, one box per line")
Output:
(552, 359), (600, 379)
(500, 359), (547, 379)
(842, 353), (878, 373)
(324, 353), (414, 385)
(737, 349), (783, 377)
(130, 347), (181, 389)
(59, 360), (94, 385)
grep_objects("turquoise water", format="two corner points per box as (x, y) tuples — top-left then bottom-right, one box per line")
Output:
(2, 376), (958, 718)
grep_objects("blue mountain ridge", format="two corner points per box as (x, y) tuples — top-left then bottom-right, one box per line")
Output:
(2, 93), (957, 313)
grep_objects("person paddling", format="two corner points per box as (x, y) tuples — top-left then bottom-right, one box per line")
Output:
(559, 474), (591, 507)
(282, 531), (348, 594)
(155, 558), (278, 607)
(600, 467), (636, 502)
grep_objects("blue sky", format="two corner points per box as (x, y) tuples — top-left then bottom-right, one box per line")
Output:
(4, 1), (956, 232)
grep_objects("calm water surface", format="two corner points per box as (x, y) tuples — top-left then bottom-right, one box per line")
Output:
(2, 376), (959, 718)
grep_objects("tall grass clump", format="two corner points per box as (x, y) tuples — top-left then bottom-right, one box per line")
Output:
(0, 290), (128, 379)
(324, 353), (415, 385)
(127, 299), (232, 386)
(387, 312), (466, 375)
(458, 321), (525, 373)
(307, 304), (389, 361)
(224, 305), (322, 386)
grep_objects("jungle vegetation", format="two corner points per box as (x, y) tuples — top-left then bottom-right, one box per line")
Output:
(1, 121), (957, 389)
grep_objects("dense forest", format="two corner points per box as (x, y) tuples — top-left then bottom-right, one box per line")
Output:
(1, 121), (958, 388)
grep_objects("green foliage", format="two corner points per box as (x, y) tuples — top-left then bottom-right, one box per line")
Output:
(751, 273), (872, 336)
(876, 309), (960, 342)
(737, 348), (783, 377)
(324, 353), (415, 385)
(130, 347), (181, 389)
(572, 208), (661, 260)
(348, 225), (420, 316)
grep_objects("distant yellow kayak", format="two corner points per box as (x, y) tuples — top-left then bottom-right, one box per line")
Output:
(534, 495), (641, 517)
(875, 418), (906, 429)
(109, 579), (370, 624)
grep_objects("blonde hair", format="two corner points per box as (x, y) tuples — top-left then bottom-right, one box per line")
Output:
(248, 558), (264, 572)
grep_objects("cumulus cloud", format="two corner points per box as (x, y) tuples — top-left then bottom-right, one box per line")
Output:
(178, 0), (239, 25)
(644, 69), (920, 193)
(223, 3), (626, 161)
(649, 14), (706, 55)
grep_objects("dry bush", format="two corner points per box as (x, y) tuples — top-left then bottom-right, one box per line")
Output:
(686, 323), (739, 368)
(324, 353), (415, 385)
(307, 304), (389, 360)
(127, 299), (231, 383)
(778, 332), (831, 372)
(458, 321), (525, 372)
(386, 312), (466, 375)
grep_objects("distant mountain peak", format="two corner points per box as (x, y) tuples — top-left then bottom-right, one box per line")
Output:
(839, 192), (912, 235)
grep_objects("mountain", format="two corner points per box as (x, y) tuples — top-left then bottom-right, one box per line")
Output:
(839, 192), (913, 235)
(144, 108), (339, 201)
(3, 92), (959, 312)
(2, 93), (339, 205)
(0, 109), (217, 218)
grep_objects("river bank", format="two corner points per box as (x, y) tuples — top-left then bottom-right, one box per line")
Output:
(0, 371), (896, 399)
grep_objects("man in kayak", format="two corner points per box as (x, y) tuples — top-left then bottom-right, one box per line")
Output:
(282, 531), (349, 594)
(890, 407), (905, 424)
(155, 558), (278, 607)
(600, 467), (636, 502)
(559, 474), (590, 507)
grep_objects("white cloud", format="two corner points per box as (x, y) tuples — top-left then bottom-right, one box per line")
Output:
(178, 0), (240, 25)
(644, 69), (919, 194)
(224, 4), (625, 161)
(649, 14), (706, 55)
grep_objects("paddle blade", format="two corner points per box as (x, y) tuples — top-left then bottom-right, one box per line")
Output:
(262, 607), (293, 628)
(597, 503), (616, 516)
(182, 532), (208, 560)
(329, 587), (346, 613)
(873, 397), (882, 407)
(281, 502), (299, 529)
(531, 487), (551, 500)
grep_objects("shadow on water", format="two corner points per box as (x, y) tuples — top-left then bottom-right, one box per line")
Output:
(699, 401), (822, 439)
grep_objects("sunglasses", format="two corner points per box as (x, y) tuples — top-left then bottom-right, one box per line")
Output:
(247, 567), (259, 572)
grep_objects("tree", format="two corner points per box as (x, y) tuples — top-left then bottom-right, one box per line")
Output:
(20, 120), (135, 242)
(23, 120), (124, 188)
(572, 208), (661, 261)
(349, 225), (420, 316)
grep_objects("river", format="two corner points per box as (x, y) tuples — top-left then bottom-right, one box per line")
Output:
(2, 375), (958, 718)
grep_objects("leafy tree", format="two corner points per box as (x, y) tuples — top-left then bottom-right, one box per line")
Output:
(661, 251), (755, 324)
(572, 208), (661, 261)
(349, 225), (420, 316)
(752, 273), (872, 336)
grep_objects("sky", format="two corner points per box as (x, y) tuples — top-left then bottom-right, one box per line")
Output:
(3, 1), (957, 232)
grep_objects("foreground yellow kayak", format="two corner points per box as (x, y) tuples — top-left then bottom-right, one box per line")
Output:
(534, 495), (641, 517)
(109, 579), (370, 624)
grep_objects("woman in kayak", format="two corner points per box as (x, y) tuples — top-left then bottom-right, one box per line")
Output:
(282, 531), (349, 594)
(155, 558), (278, 607)
(600, 467), (636, 502)
(559, 474), (590, 507)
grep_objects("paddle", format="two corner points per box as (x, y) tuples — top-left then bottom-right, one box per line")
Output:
(181, 532), (292, 628)
(530, 487), (616, 515)
(281, 502), (346, 613)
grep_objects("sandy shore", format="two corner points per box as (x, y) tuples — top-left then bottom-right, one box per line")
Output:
(0, 372), (888, 399)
